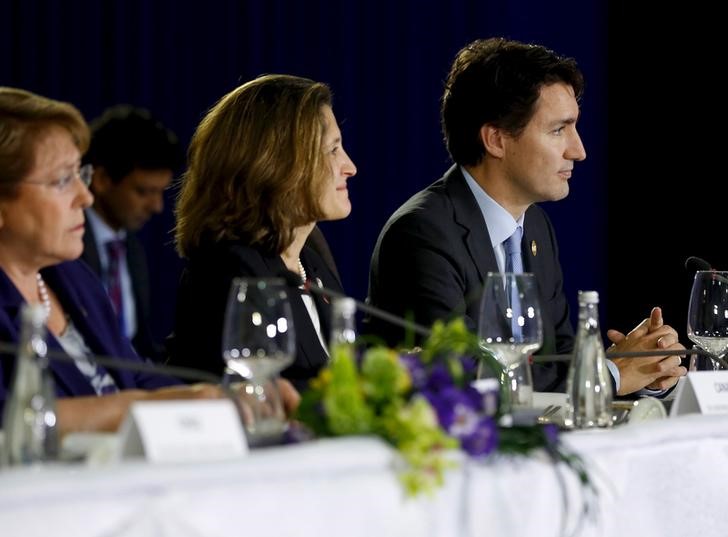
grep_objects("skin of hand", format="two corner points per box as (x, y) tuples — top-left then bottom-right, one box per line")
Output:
(224, 377), (301, 428)
(55, 380), (301, 437)
(275, 377), (301, 416)
(606, 307), (687, 395)
(55, 384), (225, 436)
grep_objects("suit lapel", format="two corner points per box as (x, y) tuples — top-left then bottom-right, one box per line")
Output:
(301, 246), (339, 343)
(1, 267), (100, 397)
(521, 209), (557, 354)
(82, 219), (102, 274)
(259, 254), (320, 369)
(42, 265), (136, 392)
(522, 211), (547, 298)
(444, 166), (499, 281)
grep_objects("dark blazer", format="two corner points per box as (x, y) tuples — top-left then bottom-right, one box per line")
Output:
(168, 239), (343, 390)
(82, 220), (163, 362)
(369, 166), (574, 392)
(0, 260), (179, 420)
(307, 225), (342, 286)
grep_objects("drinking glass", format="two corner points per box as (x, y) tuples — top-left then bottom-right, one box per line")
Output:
(222, 278), (295, 444)
(478, 273), (543, 413)
(687, 270), (728, 370)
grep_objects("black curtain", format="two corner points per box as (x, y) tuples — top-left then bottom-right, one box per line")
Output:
(2, 0), (609, 344)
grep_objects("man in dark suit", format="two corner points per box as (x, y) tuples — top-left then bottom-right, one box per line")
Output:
(82, 106), (182, 362)
(369, 38), (686, 394)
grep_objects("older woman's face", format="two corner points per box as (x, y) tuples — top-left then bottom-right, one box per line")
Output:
(0, 125), (93, 268)
(318, 105), (357, 221)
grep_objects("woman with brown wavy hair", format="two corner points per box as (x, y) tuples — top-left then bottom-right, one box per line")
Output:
(169, 74), (356, 388)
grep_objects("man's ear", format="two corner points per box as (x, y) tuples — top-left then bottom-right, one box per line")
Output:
(90, 166), (114, 195)
(479, 124), (506, 159)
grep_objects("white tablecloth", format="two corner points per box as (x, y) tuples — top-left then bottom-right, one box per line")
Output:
(1, 414), (727, 537)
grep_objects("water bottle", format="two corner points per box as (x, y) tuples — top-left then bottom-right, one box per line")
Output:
(329, 297), (357, 360)
(565, 291), (613, 428)
(1, 304), (59, 465)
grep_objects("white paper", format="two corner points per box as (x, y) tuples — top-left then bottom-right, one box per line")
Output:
(670, 371), (728, 416)
(119, 399), (248, 463)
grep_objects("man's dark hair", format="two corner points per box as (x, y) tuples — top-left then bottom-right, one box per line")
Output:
(84, 105), (183, 182)
(441, 37), (584, 167)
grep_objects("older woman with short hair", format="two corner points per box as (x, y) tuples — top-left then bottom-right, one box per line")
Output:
(0, 87), (298, 434)
(170, 74), (357, 388)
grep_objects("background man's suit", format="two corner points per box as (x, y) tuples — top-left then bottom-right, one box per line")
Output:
(369, 166), (574, 392)
(81, 221), (162, 361)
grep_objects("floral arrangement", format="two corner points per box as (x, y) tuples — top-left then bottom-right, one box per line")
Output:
(295, 318), (594, 509)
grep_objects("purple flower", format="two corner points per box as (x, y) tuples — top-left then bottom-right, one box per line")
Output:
(460, 416), (498, 457)
(424, 386), (481, 432)
(400, 354), (428, 389)
(459, 355), (478, 376)
(425, 363), (455, 392)
(543, 424), (559, 445)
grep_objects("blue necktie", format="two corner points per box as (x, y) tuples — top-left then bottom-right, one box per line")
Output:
(503, 227), (523, 274)
(503, 227), (524, 337)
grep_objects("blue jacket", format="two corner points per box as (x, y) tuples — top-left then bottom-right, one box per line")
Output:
(0, 260), (179, 420)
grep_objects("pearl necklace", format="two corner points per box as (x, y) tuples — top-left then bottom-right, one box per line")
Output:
(36, 273), (51, 320)
(297, 258), (307, 288)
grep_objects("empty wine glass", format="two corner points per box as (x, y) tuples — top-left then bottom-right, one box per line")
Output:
(687, 270), (728, 370)
(478, 273), (543, 413)
(222, 278), (296, 444)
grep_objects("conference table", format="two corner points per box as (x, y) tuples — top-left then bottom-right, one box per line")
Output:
(0, 413), (726, 537)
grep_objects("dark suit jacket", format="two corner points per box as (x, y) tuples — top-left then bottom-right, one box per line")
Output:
(369, 166), (574, 392)
(0, 260), (178, 421)
(82, 220), (163, 362)
(307, 225), (341, 286)
(168, 239), (343, 390)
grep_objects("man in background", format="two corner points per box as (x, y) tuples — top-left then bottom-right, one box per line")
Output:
(82, 105), (183, 361)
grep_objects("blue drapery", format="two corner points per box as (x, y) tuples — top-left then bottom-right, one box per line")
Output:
(1, 0), (608, 343)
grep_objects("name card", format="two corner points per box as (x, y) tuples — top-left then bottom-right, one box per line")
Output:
(670, 371), (728, 417)
(119, 400), (248, 463)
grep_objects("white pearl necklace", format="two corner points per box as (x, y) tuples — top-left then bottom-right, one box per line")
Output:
(297, 258), (307, 288)
(36, 273), (51, 320)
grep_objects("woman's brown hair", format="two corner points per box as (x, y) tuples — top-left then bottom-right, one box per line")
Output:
(175, 74), (333, 257)
(0, 87), (89, 199)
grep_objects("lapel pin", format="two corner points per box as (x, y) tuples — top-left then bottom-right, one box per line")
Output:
(531, 240), (538, 257)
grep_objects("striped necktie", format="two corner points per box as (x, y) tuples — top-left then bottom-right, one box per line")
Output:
(503, 227), (523, 274)
(503, 227), (524, 336)
(105, 239), (126, 334)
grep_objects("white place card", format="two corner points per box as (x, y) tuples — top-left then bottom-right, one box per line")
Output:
(119, 400), (248, 463)
(670, 371), (728, 417)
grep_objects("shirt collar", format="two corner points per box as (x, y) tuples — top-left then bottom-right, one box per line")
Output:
(461, 166), (524, 247)
(86, 207), (126, 246)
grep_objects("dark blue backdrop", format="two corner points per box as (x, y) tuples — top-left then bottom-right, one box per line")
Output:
(1, 0), (609, 343)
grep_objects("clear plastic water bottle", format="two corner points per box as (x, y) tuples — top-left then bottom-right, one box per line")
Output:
(329, 297), (357, 360)
(565, 291), (613, 429)
(1, 304), (59, 465)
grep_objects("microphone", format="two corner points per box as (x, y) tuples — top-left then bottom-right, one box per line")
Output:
(685, 255), (728, 286)
(278, 269), (432, 338)
(685, 255), (712, 272)
(0, 341), (221, 384)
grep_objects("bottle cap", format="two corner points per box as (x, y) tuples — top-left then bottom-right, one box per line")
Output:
(332, 297), (356, 316)
(577, 290), (599, 304)
(21, 303), (47, 327)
